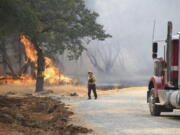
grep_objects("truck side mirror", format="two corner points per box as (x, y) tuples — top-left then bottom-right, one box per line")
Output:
(153, 42), (158, 53)
(152, 42), (158, 59)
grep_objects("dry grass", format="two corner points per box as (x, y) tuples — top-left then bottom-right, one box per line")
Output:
(0, 84), (35, 95)
(0, 84), (147, 97)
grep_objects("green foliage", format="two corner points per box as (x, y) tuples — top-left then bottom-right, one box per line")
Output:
(0, 0), (111, 59)
(0, 0), (38, 37)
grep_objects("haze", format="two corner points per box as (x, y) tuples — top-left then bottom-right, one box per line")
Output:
(61, 0), (180, 87)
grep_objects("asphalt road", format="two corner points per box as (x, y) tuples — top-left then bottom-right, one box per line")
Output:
(63, 89), (180, 135)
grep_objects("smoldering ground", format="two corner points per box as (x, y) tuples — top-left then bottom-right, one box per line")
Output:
(60, 0), (180, 87)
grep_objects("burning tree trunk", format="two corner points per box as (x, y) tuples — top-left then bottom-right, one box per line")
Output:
(17, 35), (72, 87)
(33, 40), (45, 92)
(36, 50), (45, 92)
(20, 36), (45, 92)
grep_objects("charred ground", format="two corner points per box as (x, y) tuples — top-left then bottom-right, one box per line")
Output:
(0, 96), (92, 135)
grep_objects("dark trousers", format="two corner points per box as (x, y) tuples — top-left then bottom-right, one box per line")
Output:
(88, 84), (97, 99)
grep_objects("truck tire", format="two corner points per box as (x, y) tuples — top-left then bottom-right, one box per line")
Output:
(148, 90), (161, 116)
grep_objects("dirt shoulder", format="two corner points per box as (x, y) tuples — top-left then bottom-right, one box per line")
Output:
(0, 96), (92, 135)
(0, 84), (147, 97)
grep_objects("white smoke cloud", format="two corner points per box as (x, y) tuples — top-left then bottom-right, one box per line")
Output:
(85, 0), (180, 75)
(62, 0), (180, 85)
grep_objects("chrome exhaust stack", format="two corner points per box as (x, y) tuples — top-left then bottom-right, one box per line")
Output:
(166, 21), (173, 85)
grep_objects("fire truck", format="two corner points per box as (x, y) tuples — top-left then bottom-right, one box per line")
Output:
(147, 21), (180, 116)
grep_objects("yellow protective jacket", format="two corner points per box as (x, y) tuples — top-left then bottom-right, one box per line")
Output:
(88, 76), (96, 85)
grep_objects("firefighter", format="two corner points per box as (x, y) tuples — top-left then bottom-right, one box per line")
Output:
(88, 72), (97, 99)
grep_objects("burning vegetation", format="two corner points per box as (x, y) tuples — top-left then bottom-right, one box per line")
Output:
(0, 35), (73, 85)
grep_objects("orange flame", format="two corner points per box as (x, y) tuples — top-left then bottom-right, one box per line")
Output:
(0, 35), (72, 85)
(20, 35), (37, 62)
(0, 74), (35, 85)
(20, 35), (72, 85)
(44, 57), (72, 84)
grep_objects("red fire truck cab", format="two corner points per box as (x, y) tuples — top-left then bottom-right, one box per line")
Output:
(147, 21), (180, 116)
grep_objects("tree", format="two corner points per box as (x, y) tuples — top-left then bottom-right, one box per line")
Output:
(0, 0), (111, 92)
(86, 41), (121, 74)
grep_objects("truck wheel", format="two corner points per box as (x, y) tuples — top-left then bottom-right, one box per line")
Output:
(148, 91), (161, 116)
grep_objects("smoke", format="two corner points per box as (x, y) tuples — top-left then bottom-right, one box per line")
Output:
(61, 0), (180, 86)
